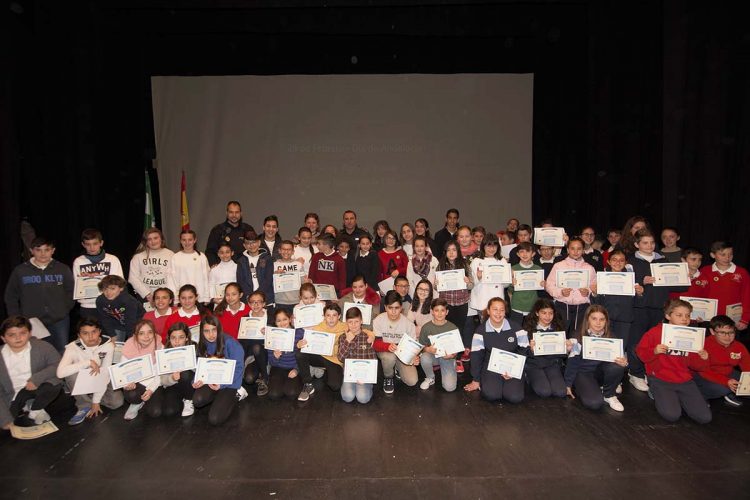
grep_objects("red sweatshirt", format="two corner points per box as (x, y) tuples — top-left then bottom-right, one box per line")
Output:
(699, 264), (750, 324)
(162, 309), (204, 343)
(215, 303), (251, 339)
(308, 251), (346, 294)
(691, 335), (750, 386)
(377, 249), (408, 281)
(636, 323), (708, 383)
(669, 270), (709, 301)
(143, 307), (176, 339)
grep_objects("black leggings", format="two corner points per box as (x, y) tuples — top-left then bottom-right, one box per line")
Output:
(295, 351), (344, 390)
(268, 366), (303, 400)
(571, 362), (625, 410)
(554, 301), (588, 337)
(10, 383), (75, 422)
(158, 371), (196, 417)
(240, 339), (268, 383)
(123, 384), (164, 418)
(192, 386), (238, 426)
(446, 302), (469, 348)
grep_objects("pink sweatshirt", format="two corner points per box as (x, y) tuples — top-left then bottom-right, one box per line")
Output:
(545, 257), (596, 305)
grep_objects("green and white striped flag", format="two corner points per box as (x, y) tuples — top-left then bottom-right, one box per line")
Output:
(144, 170), (156, 229)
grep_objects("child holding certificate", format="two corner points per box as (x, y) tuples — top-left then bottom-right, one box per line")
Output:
(509, 242), (545, 324)
(699, 241), (750, 332)
(292, 227), (318, 274)
(668, 247), (708, 305)
(377, 230), (408, 282)
(435, 241), (473, 373)
(337, 275), (381, 330)
(120, 320), (164, 421)
(338, 307), (377, 404)
(418, 299), (459, 392)
(162, 285), (206, 344)
(208, 243), (238, 305)
(214, 283), (250, 339)
(295, 302), (347, 401)
(273, 240), (306, 314)
(193, 316), (246, 426)
(128, 228), (177, 304)
(691, 315), (750, 406)
(406, 236), (438, 297)
(521, 299), (568, 398)
(159, 322), (197, 417)
(266, 309), (303, 400)
(564, 305), (628, 412)
(591, 249), (644, 342)
(171, 230), (211, 304)
(635, 299), (711, 423)
(72, 228), (124, 319)
(546, 237), (596, 337)
(469, 234), (510, 317)
(372, 292), (420, 393)
(240, 291), (270, 397)
(95, 275), (145, 342)
(142, 287), (176, 339)
(464, 297), (527, 403)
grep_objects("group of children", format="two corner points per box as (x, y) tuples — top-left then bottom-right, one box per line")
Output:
(2, 209), (749, 430)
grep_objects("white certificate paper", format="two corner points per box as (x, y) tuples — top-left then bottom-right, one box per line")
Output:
(194, 357), (236, 385)
(71, 368), (111, 396)
(74, 276), (102, 300)
(428, 329), (464, 358)
(155, 345), (197, 375)
(726, 303), (743, 324)
(213, 282), (230, 298)
(532, 331), (567, 356)
(513, 269), (545, 291)
(737, 372), (750, 397)
(343, 302), (373, 325)
(534, 227), (565, 247)
(661, 324), (705, 353)
(265, 327), (296, 352)
(274, 271), (302, 293)
(343, 358), (378, 384)
(238, 316), (265, 340)
(482, 262), (512, 284)
(557, 269), (590, 289)
(596, 272), (635, 296)
(378, 277), (395, 295)
(436, 269), (467, 292)
(10, 421), (59, 440)
(394, 335), (423, 365)
(108, 355), (155, 390)
(314, 284), (338, 301)
(582, 336), (624, 363)
(680, 296), (718, 322)
(300, 330), (336, 356)
(650, 262), (690, 287)
(294, 303), (324, 328)
(189, 325), (200, 343)
(487, 348), (526, 379)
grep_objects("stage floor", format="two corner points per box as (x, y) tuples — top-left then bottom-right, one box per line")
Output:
(2, 371), (749, 499)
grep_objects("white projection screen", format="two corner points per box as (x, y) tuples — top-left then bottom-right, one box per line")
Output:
(152, 74), (533, 247)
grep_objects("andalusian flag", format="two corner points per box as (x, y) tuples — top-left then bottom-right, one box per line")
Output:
(144, 170), (155, 229)
(180, 171), (190, 231)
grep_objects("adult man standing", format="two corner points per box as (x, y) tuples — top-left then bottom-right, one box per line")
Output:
(205, 201), (255, 266)
(434, 208), (460, 258)
(341, 210), (368, 247)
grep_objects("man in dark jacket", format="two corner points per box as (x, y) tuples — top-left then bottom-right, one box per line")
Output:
(205, 201), (255, 266)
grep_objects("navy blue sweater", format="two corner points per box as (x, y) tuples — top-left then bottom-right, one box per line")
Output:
(236, 250), (275, 304)
(627, 253), (687, 310)
(524, 325), (566, 370)
(470, 319), (527, 382)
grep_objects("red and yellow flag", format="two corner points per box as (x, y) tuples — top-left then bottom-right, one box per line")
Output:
(180, 171), (190, 231)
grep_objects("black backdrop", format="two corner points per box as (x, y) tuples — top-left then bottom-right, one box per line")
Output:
(3, 0), (749, 315)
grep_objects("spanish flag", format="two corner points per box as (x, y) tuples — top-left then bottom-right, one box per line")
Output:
(180, 171), (190, 231)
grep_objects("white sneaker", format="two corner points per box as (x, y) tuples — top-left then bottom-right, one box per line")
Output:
(236, 386), (249, 402)
(628, 374), (649, 392)
(604, 396), (624, 412)
(124, 403), (144, 420)
(420, 378), (435, 390)
(28, 409), (51, 425)
(616, 383), (623, 395)
(181, 399), (195, 417)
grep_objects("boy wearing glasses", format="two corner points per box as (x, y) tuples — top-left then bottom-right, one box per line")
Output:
(691, 315), (750, 406)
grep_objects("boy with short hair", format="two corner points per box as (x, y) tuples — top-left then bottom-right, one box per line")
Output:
(699, 241), (750, 331)
(273, 240), (306, 314)
(237, 230), (275, 307)
(72, 229), (124, 320)
(4, 237), (74, 352)
(669, 247), (708, 302)
(508, 242), (545, 324)
(418, 298), (458, 392)
(338, 275), (381, 330)
(308, 234), (347, 295)
(259, 215), (283, 260)
(95, 275), (145, 341)
(56, 317), (124, 425)
(508, 224), (532, 265)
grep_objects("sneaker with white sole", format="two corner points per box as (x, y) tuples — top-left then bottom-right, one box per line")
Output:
(628, 374), (649, 392)
(420, 378), (435, 390)
(124, 403), (144, 420)
(28, 409), (51, 425)
(237, 386), (249, 401)
(724, 394), (743, 407)
(68, 407), (90, 426)
(298, 383), (316, 402)
(616, 383), (623, 395)
(604, 396), (624, 412)
(181, 399), (195, 417)
(383, 378), (395, 394)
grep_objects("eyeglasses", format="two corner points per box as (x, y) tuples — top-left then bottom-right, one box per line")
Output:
(715, 329), (736, 336)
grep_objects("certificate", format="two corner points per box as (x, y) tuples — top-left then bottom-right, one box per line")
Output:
(596, 272), (635, 296)
(394, 335), (423, 365)
(487, 348), (526, 379)
(557, 269), (590, 289)
(74, 276), (101, 300)
(534, 227), (565, 247)
(213, 282), (230, 298)
(343, 302), (373, 325)
(726, 303), (743, 324)
(274, 272), (302, 293)
(428, 329), (464, 358)
(650, 262), (690, 287)
(71, 368), (111, 396)
(238, 316), (265, 340)
(265, 327), (296, 352)
(532, 331), (567, 356)
(29, 317), (50, 339)
(10, 421), (59, 440)
(155, 345), (197, 375)
(680, 296), (718, 322)
(378, 277), (395, 295)
(314, 284), (338, 301)
(294, 303), (324, 328)
(513, 269), (545, 291)
(343, 358), (378, 384)
(189, 324), (201, 343)
(482, 262), (512, 284)
(113, 341), (125, 364)
(435, 269), (466, 292)
(108, 354), (155, 390)
(582, 336), (624, 362)
(737, 372), (750, 397)
(300, 330), (336, 356)
(661, 324), (705, 353)
(194, 357), (236, 385)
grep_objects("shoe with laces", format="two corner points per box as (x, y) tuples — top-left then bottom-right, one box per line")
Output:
(460, 349), (471, 363)
(298, 383), (316, 401)
(68, 407), (90, 426)
(124, 403), (144, 421)
(604, 396), (624, 412)
(724, 394), (743, 407)
(256, 379), (269, 397)
(181, 399), (195, 417)
(455, 361), (465, 374)
(236, 386), (249, 401)
(628, 374), (649, 392)
(420, 378), (435, 390)
(383, 378), (395, 394)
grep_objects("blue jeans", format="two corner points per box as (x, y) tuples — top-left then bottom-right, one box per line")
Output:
(340, 382), (373, 403)
(693, 370), (738, 400)
(420, 352), (457, 392)
(45, 317), (70, 352)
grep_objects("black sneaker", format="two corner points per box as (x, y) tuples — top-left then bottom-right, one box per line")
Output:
(13, 414), (36, 428)
(724, 394), (743, 407)
(256, 379), (269, 397)
(298, 383), (315, 402)
(383, 377), (395, 394)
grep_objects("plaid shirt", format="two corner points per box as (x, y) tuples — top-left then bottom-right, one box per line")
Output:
(437, 262), (471, 306)
(337, 330), (376, 362)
